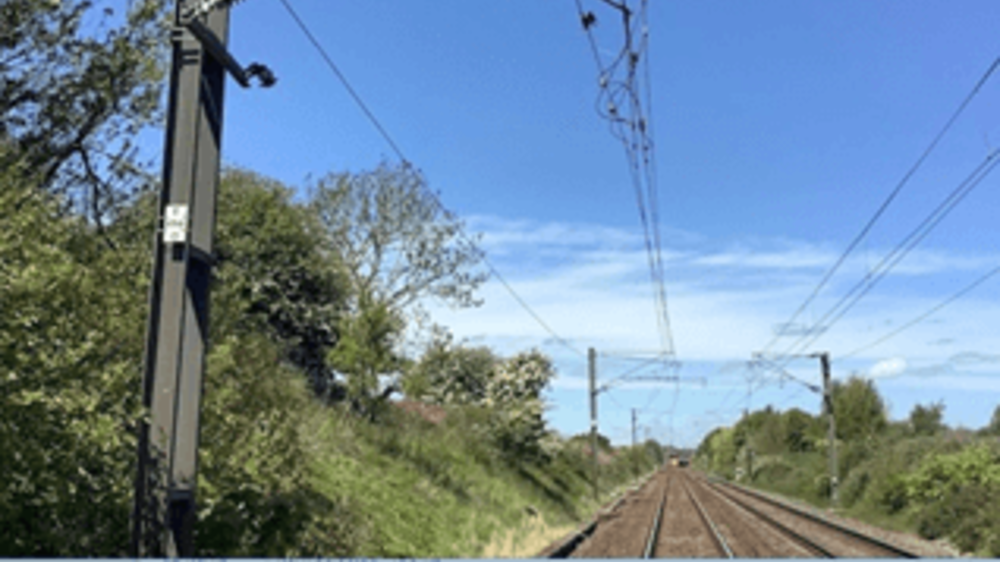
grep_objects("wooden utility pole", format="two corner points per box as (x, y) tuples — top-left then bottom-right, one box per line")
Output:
(589, 347), (598, 501)
(131, 1), (273, 556)
(817, 352), (839, 506)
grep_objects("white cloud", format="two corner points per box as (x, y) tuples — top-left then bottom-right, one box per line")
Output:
(868, 357), (907, 378)
(426, 214), (1000, 377)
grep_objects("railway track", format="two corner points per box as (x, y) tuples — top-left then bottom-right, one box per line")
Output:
(546, 467), (922, 558)
(704, 478), (919, 558)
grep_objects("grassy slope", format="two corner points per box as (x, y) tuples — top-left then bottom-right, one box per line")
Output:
(308, 406), (655, 557)
(741, 436), (1000, 556)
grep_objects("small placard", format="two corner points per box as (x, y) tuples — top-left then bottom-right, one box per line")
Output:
(164, 204), (189, 243)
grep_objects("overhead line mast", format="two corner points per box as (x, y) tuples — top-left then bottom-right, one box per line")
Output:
(132, 0), (273, 556)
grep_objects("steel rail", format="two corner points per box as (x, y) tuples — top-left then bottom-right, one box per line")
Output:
(543, 471), (660, 558)
(642, 474), (669, 558)
(701, 479), (833, 557)
(682, 476), (735, 558)
(713, 480), (919, 558)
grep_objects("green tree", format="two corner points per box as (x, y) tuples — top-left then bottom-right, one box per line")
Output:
(212, 170), (350, 400)
(0, 159), (354, 555)
(832, 375), (887, 442)
(404, 331), (498, 404)
(326, 289), (404, 418)
(910, 401), (946, 437)
(310, 163), (487, 409)
(1, 0), (169, 220)
(310, 163), (487, 316)
(782, 408), (816, 452)
(984, 405), (1000, 436)
(0, 152), (147, 555)
(116, 168), (352, 401)
(485, 350), (556, 460)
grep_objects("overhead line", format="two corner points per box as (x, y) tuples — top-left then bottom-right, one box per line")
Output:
(278, 0), (407, 164)
(574, 0), (676, 356)
(759, 56), (1000, 357)
(278, 0), (584, 357)
(775, 149), (1000, 362)
(841, 263), (1000, 359)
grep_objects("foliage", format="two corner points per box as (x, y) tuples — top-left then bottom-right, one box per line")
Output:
(0, 159), (357, 555)
(118, 169), (353, 401)
(0, 155), (148, 555)
(782, 408), (817, 452)
(311, 402), (661, 557)
(1, 0), (169, 219)
(404, 330), (498, 405)
(909, 401), (946, 437)
(327, 289), (404, 418)
(486, 350), (555, 461)
(212, 170), (350, 398)
(196, 333), (353, 556)
(831, 375), (887, 442)
(903, 443), (1000, 504)
(983, 404), (1000, 436)
(310, 161), (487, 318)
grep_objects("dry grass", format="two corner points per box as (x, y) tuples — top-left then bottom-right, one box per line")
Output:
(481, 512), (578, 558)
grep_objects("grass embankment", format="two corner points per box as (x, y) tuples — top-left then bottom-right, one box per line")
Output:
(737, 435), (1000, 557)
(309, 404), (659, 557)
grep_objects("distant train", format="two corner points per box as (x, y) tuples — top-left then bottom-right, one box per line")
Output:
(668, 455), (689, 468)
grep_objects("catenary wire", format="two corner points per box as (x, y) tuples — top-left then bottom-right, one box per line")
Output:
(278, 0), (584, 357)
(841, 263), (1000, 359)
(758, 56), (1000, 358)
(574, 0), (676, 356)
(774, 149), (1000, 363)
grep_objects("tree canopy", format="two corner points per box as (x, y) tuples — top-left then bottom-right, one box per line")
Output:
(909, 401), (946, 437)
(1, 0), (169, 221)
(832, 375), (888, 442)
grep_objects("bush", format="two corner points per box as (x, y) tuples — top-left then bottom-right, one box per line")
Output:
(915, 483), (990, 543)
(839, 467), (870, 508)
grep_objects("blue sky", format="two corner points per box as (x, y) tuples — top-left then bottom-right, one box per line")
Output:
(198, 0), (1000, 446)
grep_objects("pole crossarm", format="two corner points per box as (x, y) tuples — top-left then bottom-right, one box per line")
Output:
(750, 352), (821, 393)
(179, 0), (275, 90)
(595, 375), (705, 395)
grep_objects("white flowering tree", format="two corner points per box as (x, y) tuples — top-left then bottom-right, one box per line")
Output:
(406, 340), (557, 460)
(484, 350), (555, 460)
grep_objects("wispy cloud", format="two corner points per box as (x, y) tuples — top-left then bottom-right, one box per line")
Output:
(435, 216), (1000, 361)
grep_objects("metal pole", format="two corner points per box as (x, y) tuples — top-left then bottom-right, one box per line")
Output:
(632, 408), (637, 448)
(746, 378), (753, 481)
(132, 2), (230, 556)
(819, 352), (839, 506)
(589, 347), (598, 502)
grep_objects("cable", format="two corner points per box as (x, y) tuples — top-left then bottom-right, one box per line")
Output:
(278, 0), (407, 164)
(774, 149), (1000, 362)
(279, 0), (584, 357)
(758, 56), (1000, 357)
(841, 263), (1000, 359)
(574, 0), (676, 356)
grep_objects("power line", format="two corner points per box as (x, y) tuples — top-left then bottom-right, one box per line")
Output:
(841, 263), (1000, 359)
(573, 0), (676, 356)
(758, 56), (1000, 357)
(278, 0), (584, 357)
(277, 0), (407, 164)
(774, 149), (1000, 362)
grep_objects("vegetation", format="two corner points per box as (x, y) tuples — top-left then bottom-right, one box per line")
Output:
(695, 376), (1000, 557)
(0, 3), (662, 553)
